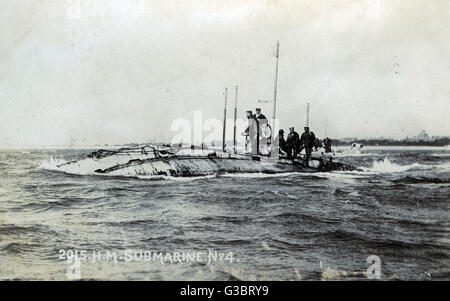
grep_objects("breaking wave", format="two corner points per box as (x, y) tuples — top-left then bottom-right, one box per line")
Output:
(430, 153), (450, 158)
(38, 157), (68, 171)
(361, 157), (430, 174)
(221, 172), (304, 179)
(333, 151), (378, 158)
(436, 161), (450, 171)
(136, 174), (217, 182)
(393, 176), (450, 184)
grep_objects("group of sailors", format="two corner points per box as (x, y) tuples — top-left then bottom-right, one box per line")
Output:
(243, 107), (333, 160)
(279, 127), (333, 160)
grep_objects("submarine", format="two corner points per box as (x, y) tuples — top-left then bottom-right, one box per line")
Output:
(54, 42), (355, 177)
(53, 144), (354, 177)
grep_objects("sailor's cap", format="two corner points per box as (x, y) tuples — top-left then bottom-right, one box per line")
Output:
(255, 107), (261, 111)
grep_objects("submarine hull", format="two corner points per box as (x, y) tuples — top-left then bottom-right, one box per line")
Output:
(54, 147), (354, 177)
(92, 155), (353, 177)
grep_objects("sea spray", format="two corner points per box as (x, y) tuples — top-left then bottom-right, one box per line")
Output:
(38, 157), (68, 171)
(362, 157), (430, 174)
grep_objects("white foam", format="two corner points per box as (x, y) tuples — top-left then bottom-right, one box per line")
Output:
(362, 157), (430, 174)
(136, 174), (217, 181)
(38, 157), (69, 171)
(436, 161), (450, 171)
(431, 153), (450, 158)
(318, 171), (370, 179)
(221, 172), (304, 179)
(311, 172), (368, 184)
(333, 152), (377, 158)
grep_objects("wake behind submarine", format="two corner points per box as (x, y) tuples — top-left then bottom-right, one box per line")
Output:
(55, 42), (355, 177)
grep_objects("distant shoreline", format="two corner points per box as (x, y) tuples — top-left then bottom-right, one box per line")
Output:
(333, 145), (448, 151)
(0, 144), (448, 151)
(334, 138), (449, 147)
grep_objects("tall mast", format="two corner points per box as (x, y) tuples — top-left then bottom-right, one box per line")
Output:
(272, 41), (280, 122)
(306, 102), (310, 127)
(233, 85), (238, 154)
(222, 87), (228, 152)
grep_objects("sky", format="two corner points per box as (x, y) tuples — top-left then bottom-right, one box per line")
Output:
(1, 0), (449, 146)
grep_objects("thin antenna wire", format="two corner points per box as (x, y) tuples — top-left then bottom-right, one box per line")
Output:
(233, 85), (238, 154)
(272, 41), (280, 122)
(222, 87), (228, 152)
(306, 102), (310, 127)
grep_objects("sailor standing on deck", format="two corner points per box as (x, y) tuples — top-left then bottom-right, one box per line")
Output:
(255, 108), (272, 155)
(314, 138), (323, 150)
(244, 110), (256, 134)
(286, 127), (300, 158)
(243, 110), (259, 154)
(323, 137), (333, 153)
(254, 108), (267, 121)
(278, 129), (288, 156)
(300, 126), (316, 163)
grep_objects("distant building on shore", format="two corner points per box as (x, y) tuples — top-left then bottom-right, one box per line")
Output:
(333, 130), (449, 147)
(417, 130), (430, 141)
(405, 130), (431, 142)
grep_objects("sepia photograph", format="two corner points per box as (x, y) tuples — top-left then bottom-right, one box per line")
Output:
(0, 0), (449, 289)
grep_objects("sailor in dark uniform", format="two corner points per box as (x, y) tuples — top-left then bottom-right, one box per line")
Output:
(323, 137), (333, 153)
(244, 110), (255, 134)
(300, 126), (316, 163)
(278, 129), (288, 156)
(254, 108), (267, 120)
(286, 127), (300, 158)
(314, 137), (323, 150)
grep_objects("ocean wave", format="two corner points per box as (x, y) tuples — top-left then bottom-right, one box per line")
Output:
(333, 151), (378, 158)
(272, 212), (342, 225)
(0, 242), (28, 254)
(99, 219), (160, 227)
(0, 224), (57, 236)
(315, 229), (425, 249)
(220, 172), (304, 179)
(333, 188), (361, 196)
(431, 153), (450, 158)
(315, 171), (370, 179)
(361, 157), (431, 174)
(0, 241), (46, 255)
(199, 215), (253, 225)
(136, 174), (217, 181)
(271, 190), (298, 199)
(309, 172), (370, 184)
(38, 157), (68, 171)
(436, 161), (450, 171)
(208, 239), (253, 246)
(393, 176), (450, 184)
